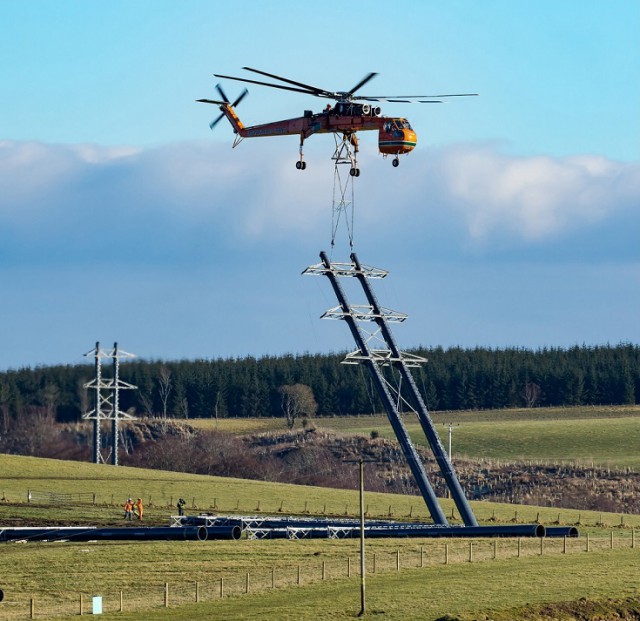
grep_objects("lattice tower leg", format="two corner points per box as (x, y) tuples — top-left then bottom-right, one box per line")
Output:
(330, 134), (357, 251)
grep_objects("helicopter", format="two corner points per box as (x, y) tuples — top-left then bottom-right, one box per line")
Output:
(197, 67), (477, 174)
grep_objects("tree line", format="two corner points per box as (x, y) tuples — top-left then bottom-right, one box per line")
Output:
(0, 344), (637, 426)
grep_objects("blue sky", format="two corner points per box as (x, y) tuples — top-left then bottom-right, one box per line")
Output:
(1, 0), (639, 369)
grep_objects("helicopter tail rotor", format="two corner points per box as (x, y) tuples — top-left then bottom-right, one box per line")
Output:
(197, 85), (249, 130)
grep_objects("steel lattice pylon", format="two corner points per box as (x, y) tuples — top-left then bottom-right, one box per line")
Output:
(304, 252), (478, 527)
(82, 342), (137, 465)
(330, 134), (360, 250)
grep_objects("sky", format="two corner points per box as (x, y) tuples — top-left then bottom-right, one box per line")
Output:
(0, 0), (639, 370)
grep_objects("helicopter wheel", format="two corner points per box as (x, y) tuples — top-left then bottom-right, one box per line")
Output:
(296, 161), (307, 170)
(350, 167), (360, 177)
(392, 157), (400, 167)
(302, 161), (307, 170)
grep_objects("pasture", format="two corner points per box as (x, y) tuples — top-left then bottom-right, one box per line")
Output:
(1, 451), (640, 619)
(2, 406), (640, 619)
(192, 404), (640, 469)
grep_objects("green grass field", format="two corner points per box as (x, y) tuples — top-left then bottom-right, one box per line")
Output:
(3, 406), (640, 620)
(1, 453), (640, 620)
(194, 405), (640, 469)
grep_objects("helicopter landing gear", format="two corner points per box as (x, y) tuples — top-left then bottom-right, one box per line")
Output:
(349, 167), (360, 177)
(296, 134), (307, 170)
(392, 157), (400, 167)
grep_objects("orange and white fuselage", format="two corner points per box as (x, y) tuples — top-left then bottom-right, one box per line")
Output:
(216, 102), (417, 157)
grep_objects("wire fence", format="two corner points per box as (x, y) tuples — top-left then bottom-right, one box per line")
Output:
(1, 531), (638, 619)
(7, 489), (640, 530)
(26, 491), (96, 505)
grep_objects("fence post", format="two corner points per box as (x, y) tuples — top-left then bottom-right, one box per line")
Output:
(445, 544), (449, 565)
(610, 531), (614, 550)
(420, 546), (424, 568)
(272, 567), (275, 588)
(30, 598), (35, 619)
(633, 530), (636, 549)
(195, 581), (200, 603)
(468, 542), (473, 563)
(120, 590), (123, 612)
(517, 538), (521, 558)
(219, 577), (224, 598)
(92, 493), (96, 505)
(540, 537), (544, 556)
(322, 561), (326, 580)
(245, 573), (250, 594)
(297, 565), (301, 585)
(396, 549), (400, 571)
(586, 533), (590, 552)
(493, 540), (497, 560)
(164, 582), (169, 607)
(348, 556), (351, 578)
(373, 552), (377, 573)
(80, 593), (83, 616)
(563, 536), (567, 554)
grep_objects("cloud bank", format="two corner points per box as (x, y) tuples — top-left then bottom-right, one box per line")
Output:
(1, 138), (638, 369)
(1, 139), (637, 264)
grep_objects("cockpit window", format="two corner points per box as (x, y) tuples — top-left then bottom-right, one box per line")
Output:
(386, 119), (412, 131)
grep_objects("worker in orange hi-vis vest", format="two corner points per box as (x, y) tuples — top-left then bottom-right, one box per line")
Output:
(136, 498), (144, 520)
(123, 498), (133, 520)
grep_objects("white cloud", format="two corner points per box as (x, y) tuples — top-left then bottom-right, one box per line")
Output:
(431, 145), (640, 241)
(1, 139), (638, 263)
(0, 139), (638, 369)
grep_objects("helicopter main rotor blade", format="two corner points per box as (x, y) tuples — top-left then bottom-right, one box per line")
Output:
(242, 67), (333, 98)
(214, 73), (328, 97)
(357, 93), (478, 101)
(347, 72), (378, 96)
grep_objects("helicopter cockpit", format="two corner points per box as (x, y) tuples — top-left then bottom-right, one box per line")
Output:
(383, 119), (413, 132)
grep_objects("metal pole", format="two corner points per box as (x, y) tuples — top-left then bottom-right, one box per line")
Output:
(358, 459), (365, 617)
(112, 342), (119, 466)
(350, 253), (477, 527)
(93, 342), (101, 464)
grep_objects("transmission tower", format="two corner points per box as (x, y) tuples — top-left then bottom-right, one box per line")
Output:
(330, 133), (360, 251)
(83, 342), (137, 465)
(304, 252), (478, 527)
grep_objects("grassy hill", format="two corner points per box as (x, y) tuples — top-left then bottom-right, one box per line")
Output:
(1, 453), (640, 620)
(192, 405), (640, 468)
(3, 407), (640, 619)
